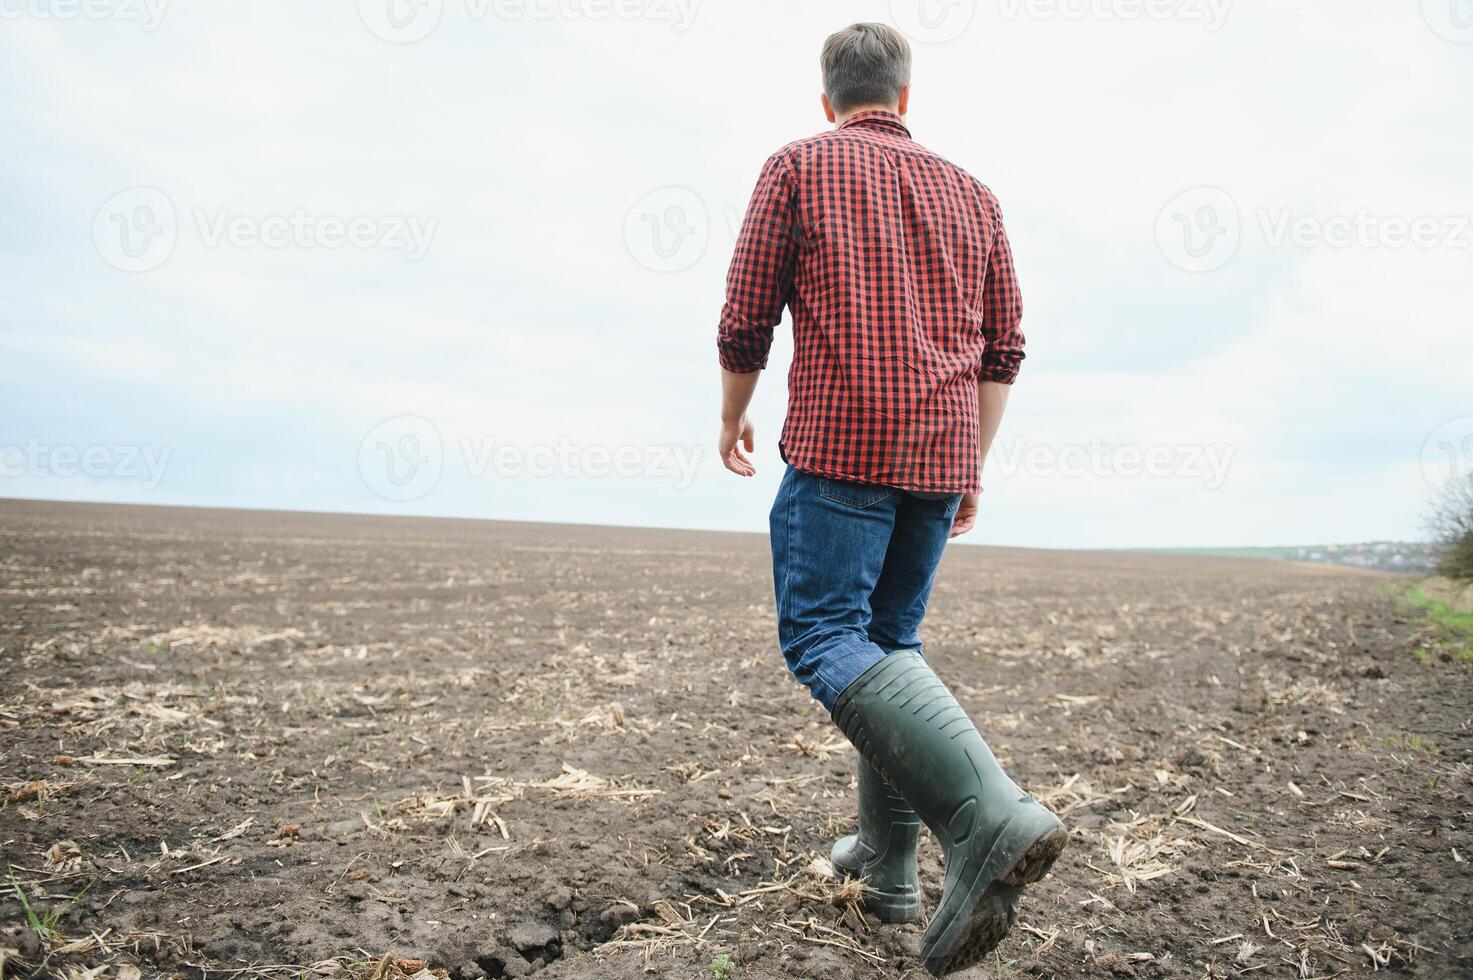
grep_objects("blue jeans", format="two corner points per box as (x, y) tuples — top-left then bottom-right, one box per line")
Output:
(769, 465), (962, 710)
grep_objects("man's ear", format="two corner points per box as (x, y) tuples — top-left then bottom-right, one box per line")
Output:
(897, 84), (910, 117)
(821, 93), (837, 124)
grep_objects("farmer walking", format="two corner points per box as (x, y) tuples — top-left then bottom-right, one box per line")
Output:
(715, 23), (1066, 976)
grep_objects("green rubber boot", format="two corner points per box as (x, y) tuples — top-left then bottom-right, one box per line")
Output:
(831, 651), (1068, 977)
(830, 756), (922, 922)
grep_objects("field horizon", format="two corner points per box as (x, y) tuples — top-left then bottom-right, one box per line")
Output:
(0, 495), (1426, 560)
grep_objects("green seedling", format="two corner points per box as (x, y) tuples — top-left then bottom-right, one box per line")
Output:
(6, 867), (91, 943)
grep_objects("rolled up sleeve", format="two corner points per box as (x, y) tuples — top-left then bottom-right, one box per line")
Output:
(978, 197), (1025, 384)
(717, 151), (800, 373)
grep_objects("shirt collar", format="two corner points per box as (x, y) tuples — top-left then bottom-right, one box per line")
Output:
(838, 109), (912, 139)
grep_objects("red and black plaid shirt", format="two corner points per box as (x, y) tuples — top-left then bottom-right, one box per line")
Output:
(717, 110), (1024, 494)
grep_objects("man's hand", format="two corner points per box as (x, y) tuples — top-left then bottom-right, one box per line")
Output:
(950, 492), (979, 538)
(719, 416), (757, 477)
(719, 369), (761, 477)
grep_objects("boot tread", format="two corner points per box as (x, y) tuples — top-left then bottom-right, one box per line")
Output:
(925, 828), (1069, 976)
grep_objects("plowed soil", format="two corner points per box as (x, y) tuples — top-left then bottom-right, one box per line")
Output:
(2, 501), (1469, 979)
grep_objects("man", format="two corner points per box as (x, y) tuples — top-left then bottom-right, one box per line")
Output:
(715, 23), (1066, 977)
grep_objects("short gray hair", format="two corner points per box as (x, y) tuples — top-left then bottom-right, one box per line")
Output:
(821, 23), (913, 114)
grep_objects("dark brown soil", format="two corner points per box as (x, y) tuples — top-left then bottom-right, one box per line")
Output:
(2, 500), (1470, 979)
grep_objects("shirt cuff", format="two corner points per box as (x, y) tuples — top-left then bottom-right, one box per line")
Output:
(718, 342), (768, 374)
(717, 307), (774, 373)
(977, 361), (1020, 384)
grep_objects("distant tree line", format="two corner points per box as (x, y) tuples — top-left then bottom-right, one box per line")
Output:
(1429, 470), (1473, 580)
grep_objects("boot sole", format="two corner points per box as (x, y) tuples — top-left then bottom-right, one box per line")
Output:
(923, 823), (1068, 977)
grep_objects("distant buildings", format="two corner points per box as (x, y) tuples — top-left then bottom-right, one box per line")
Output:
(1291, 541), (1441, 573)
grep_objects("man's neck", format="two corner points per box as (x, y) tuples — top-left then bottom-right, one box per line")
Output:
(835, 104), (902, 127)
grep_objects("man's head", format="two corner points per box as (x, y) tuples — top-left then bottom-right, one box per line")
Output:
(820, 23), (912, 124)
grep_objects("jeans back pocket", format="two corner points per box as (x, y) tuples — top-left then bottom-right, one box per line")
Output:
(818, 478), (895, 509)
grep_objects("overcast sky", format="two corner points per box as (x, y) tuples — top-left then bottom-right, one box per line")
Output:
(2, 0), (1471, 548)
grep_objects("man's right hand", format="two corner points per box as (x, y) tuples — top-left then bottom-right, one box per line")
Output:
(719, 416), (757, 477)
